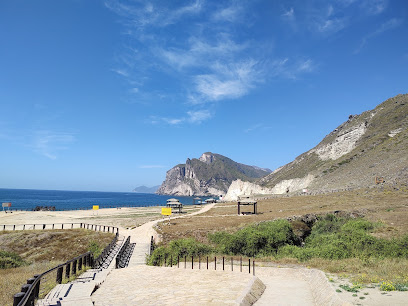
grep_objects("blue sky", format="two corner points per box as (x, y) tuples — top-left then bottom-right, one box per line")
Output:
(0, 0), (407, 192)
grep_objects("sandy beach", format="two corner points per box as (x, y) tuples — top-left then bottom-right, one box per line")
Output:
(0, 205), (202, 231)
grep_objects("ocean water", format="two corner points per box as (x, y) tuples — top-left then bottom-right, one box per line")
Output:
(0, 188), (211, 211)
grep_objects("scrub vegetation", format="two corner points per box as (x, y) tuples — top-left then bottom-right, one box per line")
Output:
(150, 213), (408, 291)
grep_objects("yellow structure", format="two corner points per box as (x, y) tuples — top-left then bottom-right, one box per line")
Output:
(161, 207), (172, 216)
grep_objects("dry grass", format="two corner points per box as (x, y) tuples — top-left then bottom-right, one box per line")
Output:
(158, 189), (408, 245)
(0, 229), (114, 306)
(156, 189), (408, 287)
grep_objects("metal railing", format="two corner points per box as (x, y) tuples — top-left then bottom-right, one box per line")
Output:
(154, 255), (255, 275)
(12, 230), (119, 306)
(13, 252), (93, 306)
(93, 232), (119, 269)
(115, 236), (131, 269)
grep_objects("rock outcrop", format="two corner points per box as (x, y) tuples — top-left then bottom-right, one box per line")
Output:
(223, 179), (274, 201)
(156, 153), (271, 196)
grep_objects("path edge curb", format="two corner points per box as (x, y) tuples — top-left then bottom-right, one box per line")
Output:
(237, 276), (266, 306)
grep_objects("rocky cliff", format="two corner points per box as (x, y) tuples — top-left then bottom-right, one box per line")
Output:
(156, 152), (271, 196)
(225, 94), (408, 200)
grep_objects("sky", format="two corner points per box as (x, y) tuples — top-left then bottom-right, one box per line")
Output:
(0, 0), (407, 192)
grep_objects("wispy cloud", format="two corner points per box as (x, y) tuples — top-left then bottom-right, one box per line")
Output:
(106, 1), (315, 124)
(105, 0), (203, 29)
(361, 0), (388, 15)
(187, 110), (212, 123)
(111, 68), (129, 77)
(355, 18), (403, 53)
(269, 58), (316, 80)
(139, 165), (166, 169)
(212, 4), (243, 22)
(30, 130), (76, 160)
(193, 59), (261, 102)
(244, 124), (272, 133)
(312, 5), (347, 34)
(149, 109), (212, 125)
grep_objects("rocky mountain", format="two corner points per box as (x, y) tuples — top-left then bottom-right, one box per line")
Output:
(225, 94), (408, 200)
(156, 152), (271, 196)
(132, 185), (160, 193)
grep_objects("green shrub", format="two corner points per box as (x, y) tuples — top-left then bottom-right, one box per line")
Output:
(147, 238), (213, 266)
(88, 240), (102, 257)
(209, 219), (297, 257)
(0, 250), (26, 269)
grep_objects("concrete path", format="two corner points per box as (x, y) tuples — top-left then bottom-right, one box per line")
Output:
(255, 268), (315, 306)
(92, 265), (262, 306)
(123, 203), (217, 267)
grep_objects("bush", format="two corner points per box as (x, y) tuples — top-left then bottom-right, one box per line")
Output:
(209, 219), (297, 257)
(0, 250), (26, 269)
(147, 238), (213, 266)
(88, 240), (103, 257)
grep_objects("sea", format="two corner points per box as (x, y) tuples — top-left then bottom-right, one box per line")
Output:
(0, 188), (212, 211)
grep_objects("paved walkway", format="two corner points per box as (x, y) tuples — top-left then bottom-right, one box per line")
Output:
(92, 265), (258, 306)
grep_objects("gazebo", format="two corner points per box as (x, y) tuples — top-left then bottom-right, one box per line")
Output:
(166, 198), (183, 213)
(237, 196), (257, 215)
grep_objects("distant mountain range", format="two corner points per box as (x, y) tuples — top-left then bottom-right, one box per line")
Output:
(156, 152), (271, 196)
(132, 185), (160, 194)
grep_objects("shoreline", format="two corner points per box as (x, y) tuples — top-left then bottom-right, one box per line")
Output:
(0, 205), (203, 230)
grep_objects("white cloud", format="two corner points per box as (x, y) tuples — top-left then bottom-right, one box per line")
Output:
(187, 110), (212, 123)
(316, 17), (346, 34)
(194, 59), (260, 102)
(212, 4), (242, 22)
(245, 123), (262, 133)
(361, 0), (388, 15)
(159, 36), (247, 71)
(355, 18), (402, 53)
(269, 58), (315, 80)
(244, 123), (272, 133)
(107, 1), (315, 125)
(163, 118), (183, 125)
(111, 68), (129, 77)
(31, 131), (76, 160)
(149, 109), (212, 125)
(139, 165), (166, 169)
(297, 59), (314, 73)
(105, 0), (203, 28)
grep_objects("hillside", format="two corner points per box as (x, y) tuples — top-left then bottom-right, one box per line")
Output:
(156, 152), (271, 196)
(225, 94), (408, 199)
(132, 185), (160, 193)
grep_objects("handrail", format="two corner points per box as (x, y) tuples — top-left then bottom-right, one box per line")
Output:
(93, 232), (119, 269)
(116, 236), (131, 268)
(13, 229), (119, 306)
(14, 251), (92, 306)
